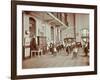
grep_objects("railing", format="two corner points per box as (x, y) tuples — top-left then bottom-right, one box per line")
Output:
(50, 12), (68, 26)
(47, 12), (68, 28)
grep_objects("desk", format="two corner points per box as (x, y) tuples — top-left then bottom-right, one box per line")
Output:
(31, 50), (42, 57)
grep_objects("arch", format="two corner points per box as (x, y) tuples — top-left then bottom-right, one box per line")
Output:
(29, 17), (36, 37)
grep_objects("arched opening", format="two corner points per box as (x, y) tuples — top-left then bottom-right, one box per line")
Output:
(29, 17), (36, 37)
(29, 17), (38, 55)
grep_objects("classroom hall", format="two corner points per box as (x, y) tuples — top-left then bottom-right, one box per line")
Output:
(22, 11), (89, 69)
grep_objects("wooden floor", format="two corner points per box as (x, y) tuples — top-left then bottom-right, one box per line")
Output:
(22, 48), (89, 69)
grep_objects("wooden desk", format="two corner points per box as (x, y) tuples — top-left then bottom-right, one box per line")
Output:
(31, 50), (42, 57)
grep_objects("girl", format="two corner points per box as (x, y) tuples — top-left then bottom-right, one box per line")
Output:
(72, 45), (78, 59)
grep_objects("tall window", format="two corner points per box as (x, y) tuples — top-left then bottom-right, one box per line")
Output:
(60, 30), (62, 41)
(64, 13), (68, 26)
(51, 26), (54, 41)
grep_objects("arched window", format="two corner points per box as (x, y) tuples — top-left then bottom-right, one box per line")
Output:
(29, 17), (36, 38)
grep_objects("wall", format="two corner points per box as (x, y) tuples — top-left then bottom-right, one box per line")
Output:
(62, 13), (74, 38)
(24, 12), (89, 47)
(24, 12), (54, 45)
(23, 13), (30, 57)
(61, 13), (89, 44)
(0, 0), (99, 80)
(75, 14), (89, 43)
(30, 14), (52, 44)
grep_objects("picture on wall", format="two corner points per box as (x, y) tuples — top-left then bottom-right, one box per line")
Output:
(11, 1), (97, 79)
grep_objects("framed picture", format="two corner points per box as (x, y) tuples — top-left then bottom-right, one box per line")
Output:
(11, 1), (97, 79)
